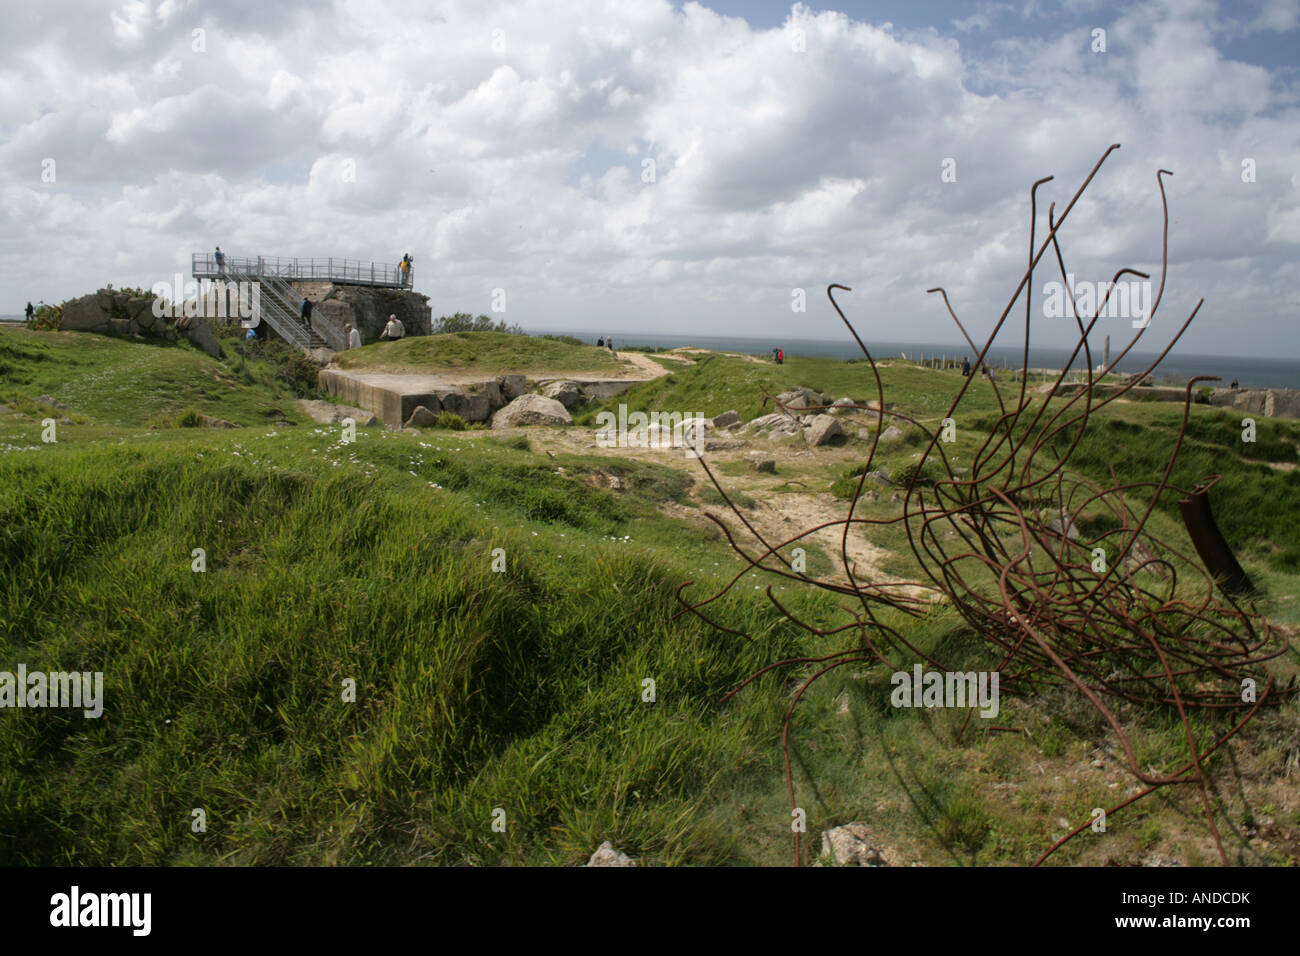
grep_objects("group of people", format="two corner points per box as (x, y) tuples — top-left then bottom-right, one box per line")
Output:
(596, 336), (615, 351)
(337, 314), (404, 349)
(771, 347), (784, 364)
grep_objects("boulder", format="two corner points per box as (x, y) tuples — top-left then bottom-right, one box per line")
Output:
(712, 409), (741, 429)
(474, 380), (504, 410)
(185, 318), (226, 359)
(439, 389), (490, 422)
(879, 425), (903, 442)
(585, 841), (634, 867)
(704, 438), (747, 451)
(775, 387), (825, 411)
(541, 380), (585, 410)
(804, 414), (844, 447)
(1047, 513), (1080, 541)
(1266, 389), (1300, 420)
(199, 414), (239, 429)
(831, 397), (857, 413)
(58, 294), (110, 332)
(498, 374), (527, 401)
(751, 458), (777, 474)
(125, 296), (155, 321)
(744, 412), (802, 438)
(404, 405), (440, 428)
(491, 393), (573, 428)
(818, 823), (888, 866)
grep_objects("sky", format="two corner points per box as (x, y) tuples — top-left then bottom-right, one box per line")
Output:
(1, 0), (1298, 358)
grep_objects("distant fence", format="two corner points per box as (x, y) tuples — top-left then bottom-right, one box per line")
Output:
(192, 253), (412, 288)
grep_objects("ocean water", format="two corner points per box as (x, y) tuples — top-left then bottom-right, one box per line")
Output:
(540, 329), (1300, 390)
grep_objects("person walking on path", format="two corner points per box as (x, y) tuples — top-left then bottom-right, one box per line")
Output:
(25, 301), (35, 322)
(300, 297), (313, 327)
(961, 356), (971, 376)
(346, 323), (362, 349)
(777, 348), (784, 365)
(381, 313), (405, 341)
(607, 335), (614, 352)
(214, 246), (225, 275)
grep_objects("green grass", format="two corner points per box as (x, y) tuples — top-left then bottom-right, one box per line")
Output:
(332, 331), (630, 375)
(0, 328), (309, 430)
(577, 353), (1006, 426)
(0, 425), (831, 865)
(1, 325), (1297, 867)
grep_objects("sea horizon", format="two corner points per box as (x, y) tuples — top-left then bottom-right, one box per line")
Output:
(532, 327), (1300, 391)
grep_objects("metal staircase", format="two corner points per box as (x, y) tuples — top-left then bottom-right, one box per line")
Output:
(221, 264), (331, 352)
(192, 252), (412, 353)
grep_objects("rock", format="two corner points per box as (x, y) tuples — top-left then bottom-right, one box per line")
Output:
(585, 841), (634, 867)
(879, 425), (903, 442)
(804, 414), (844, 447)
(704, 438), (747, 451)
(712, 409), (741, 429)
(108, 318), (133, 336)
(57, 416), (74, 425)
(861, 490), (879, 502)
(775, 387), (825, 411)
(199, 414), (239, 428)
(58, 294), (109, 332)
(185, 318), (226, 359)
(491, 393), (574, 428)
(865, 469), (890, 485)
(404, 405), (440, 428)
(474, 380), (504, 410)
(439, 389), (491, 422)
(306, 348), (334, 366)
(752, 458), (777, 474)
(744, 412), (803, 438)
(498, 374), (527, 401)
(831, 397), (858, 414)
(35, 395), (68, 409)
(541, 380), (586, 410)
(819, 823), (887, 866)
(125, 296), (155, 322)
(1266, 389), (1300, 420)
(1047, 513), (1080, 541)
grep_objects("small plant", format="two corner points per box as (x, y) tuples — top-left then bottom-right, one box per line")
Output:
(435, 411), (466, 430)
(176, 409), (204, 428)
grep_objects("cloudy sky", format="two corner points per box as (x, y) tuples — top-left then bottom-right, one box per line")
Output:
(2, 0), (1297, 357)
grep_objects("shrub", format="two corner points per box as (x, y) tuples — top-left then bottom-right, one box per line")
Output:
(176, 409), (204, 428)
(435, 411), (466, 430)
(432, 313), (524, 335)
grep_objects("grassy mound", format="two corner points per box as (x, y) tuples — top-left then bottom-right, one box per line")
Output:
(332, 331), (631, 375)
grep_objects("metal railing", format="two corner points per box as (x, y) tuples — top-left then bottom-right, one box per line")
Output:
(193, 253), (413, 288)
(212, 262), (323, 352)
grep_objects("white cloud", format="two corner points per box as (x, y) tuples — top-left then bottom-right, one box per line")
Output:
(0, 0), (1296, 357)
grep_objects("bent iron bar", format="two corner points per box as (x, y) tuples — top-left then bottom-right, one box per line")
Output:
(673, 145), (1290, 867)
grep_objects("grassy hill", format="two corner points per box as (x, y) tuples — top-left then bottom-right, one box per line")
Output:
(1, 325), (1297, 866)
(332, 331), (630, 375)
